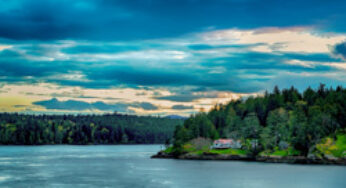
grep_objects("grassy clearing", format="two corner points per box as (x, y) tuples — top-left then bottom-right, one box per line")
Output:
(163, 146), (174, 153)
(271, 148), (300, 156)
(208, 148), (248, 156)
(316, 134), (346, 158)
(259, 147), (300, 157)
(164, 143), (248, 156)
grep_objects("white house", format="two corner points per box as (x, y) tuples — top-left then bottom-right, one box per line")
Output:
(212, 139), (242, 149)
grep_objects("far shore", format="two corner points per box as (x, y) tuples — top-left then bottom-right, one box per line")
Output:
(151, 151), (346, 165)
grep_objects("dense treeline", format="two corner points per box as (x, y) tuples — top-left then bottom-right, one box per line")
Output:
(0, 113), (183, 145)
(173, 84), (346, 156)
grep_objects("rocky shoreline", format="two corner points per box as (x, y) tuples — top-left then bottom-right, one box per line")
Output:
(151, 151), (346, 165)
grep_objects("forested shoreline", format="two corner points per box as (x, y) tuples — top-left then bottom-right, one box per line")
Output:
(166, 85), (346, 160)
(0, 113), (183, 145)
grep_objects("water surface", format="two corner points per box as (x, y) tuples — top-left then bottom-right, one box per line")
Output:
(0, 145), (345, 188)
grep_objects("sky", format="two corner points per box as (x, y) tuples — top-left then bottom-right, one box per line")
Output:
(0, 0), (346, 116)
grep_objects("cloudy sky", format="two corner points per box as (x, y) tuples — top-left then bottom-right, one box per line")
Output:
(0, 0), (346, 116)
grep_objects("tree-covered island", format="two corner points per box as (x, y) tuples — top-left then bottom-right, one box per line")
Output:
(153, 85), (346, 165)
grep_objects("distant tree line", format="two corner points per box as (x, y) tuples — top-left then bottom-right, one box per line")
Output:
(0, 113), (183, 145)
(173, 84), (346, 155)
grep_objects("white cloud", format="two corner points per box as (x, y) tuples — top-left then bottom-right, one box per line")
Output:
(47, 71), (90, 82)
(285, 60), (316, 68)
(285, 59), (346, 70)
(70, 49), (190, 62)
(323, 62), (346, 70)
(0, 45), (11, 51)
(201, 27), (346, 53)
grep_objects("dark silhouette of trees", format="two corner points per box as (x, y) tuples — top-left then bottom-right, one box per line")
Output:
(0, 113), (183, 145)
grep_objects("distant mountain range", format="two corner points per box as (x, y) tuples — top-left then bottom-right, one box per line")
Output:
(165, 115), (188, 120)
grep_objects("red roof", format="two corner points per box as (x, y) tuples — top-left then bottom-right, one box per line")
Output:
(214, 139), (234, 144)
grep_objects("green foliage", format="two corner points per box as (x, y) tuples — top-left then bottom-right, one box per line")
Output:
(260, 147), (301, 157)
(316, 134), (346, 158)
(172, 84), (346, 157)
(208, 148), (248, 156)
(174, 113), (219, 148)
(165, 142), (248, 156)
(0, 113), (183, 145)
(241, 113), (261, 139)
(163, 146), (174, 154)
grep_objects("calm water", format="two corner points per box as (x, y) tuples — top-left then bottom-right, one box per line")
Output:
(0, 145), (345, 188)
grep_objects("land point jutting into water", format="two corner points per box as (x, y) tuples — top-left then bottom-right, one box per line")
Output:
(1, 85), (345, 165)
(0, 84), (346, 165)
(153, 85), (346, 165)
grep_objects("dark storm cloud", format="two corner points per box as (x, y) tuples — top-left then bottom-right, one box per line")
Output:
(0, 45), (342, 93)
(203, 52), (337, 72)
(1, 0), (346, 41)
(284, 53), (344, 62)
(332, 42), (346, 60)
(187, 44), (256, 50)
(171, 105), (194, 110)
(0, 0), (345, 95)
(134, 102), (158, 110)
(0, 0), (134, 40)
(0, 49), (77, 78)
(87, 66), (194, 86)
(155, 92), (222, 102)
(155, 94), (202, 102)
(33, 98), (158, 112)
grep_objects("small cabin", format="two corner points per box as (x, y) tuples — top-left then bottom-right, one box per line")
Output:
(212, 139), (242, 149)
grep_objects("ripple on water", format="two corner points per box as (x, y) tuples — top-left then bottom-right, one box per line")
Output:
(26, 163), (45, 167)
(0, 157), (14, 161)
(136, 167), (167, 171)
(150, 179), (173, 186)
(0, 162), (11, 165)
(0, 175), (11, 182)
